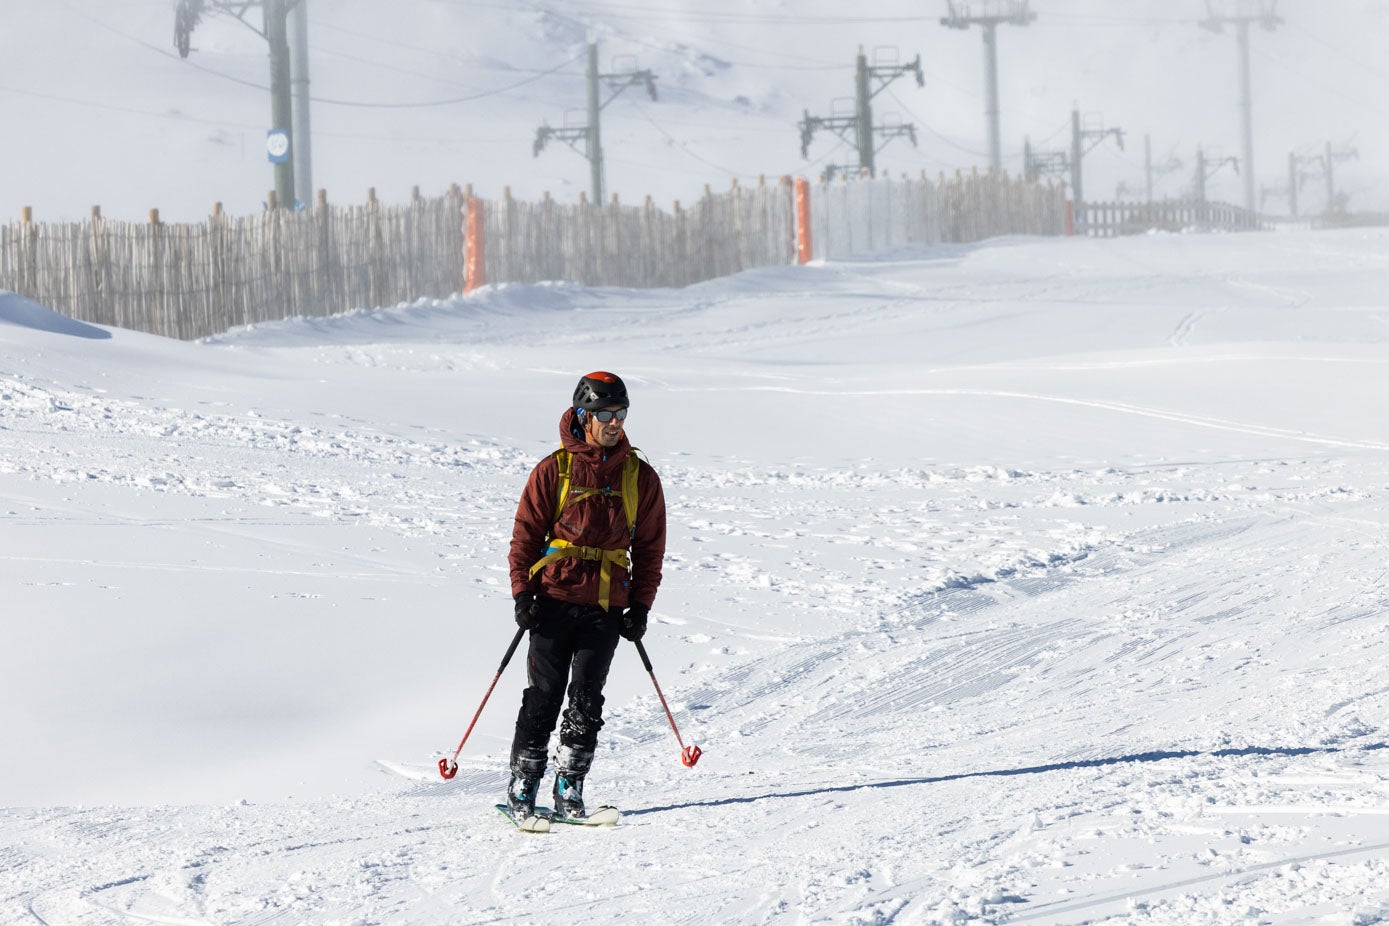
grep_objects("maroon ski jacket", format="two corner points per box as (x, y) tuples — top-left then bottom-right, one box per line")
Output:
(509, 408), (666, 611)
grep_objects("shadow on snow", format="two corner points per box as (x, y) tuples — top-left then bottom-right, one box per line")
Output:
(625, 741), (1389, 817)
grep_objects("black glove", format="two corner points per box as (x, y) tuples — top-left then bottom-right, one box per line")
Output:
(514, 592), (540, 630)
(620, 604), (649, 642)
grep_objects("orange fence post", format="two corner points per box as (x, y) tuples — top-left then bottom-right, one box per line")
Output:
(465, 196), (486, 292)
(794, 177), (813, 264)
(1064, 199), (1076, 237)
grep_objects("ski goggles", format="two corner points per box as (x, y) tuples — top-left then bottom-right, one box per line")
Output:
(591, 408), (628, 423)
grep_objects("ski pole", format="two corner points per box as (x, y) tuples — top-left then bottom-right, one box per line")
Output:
(439, 627), (526, 780)
(633, 639), (702, 768)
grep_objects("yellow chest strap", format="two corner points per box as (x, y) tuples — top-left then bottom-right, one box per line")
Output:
(527, 448), (641, 609)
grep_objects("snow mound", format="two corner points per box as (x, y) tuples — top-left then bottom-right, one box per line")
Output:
(0, 291), (111, 339)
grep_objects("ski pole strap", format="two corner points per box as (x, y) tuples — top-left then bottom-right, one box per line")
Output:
(527, 540), (631, 610)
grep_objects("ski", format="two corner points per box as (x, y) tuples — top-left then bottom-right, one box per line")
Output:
(551, 805), (620, 827)
(495, 803), (552, 833)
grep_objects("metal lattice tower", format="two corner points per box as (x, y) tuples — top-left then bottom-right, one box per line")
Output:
(799, 46), (923, 179)
(940, 0), (1035, 174)
(534, 41), (657, 204)
(1200, 0), (1282, 212)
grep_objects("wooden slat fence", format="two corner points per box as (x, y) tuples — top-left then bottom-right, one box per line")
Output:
(1078, 199), (1268, 237)
(3, 170), (1126, 341)
(811, 169), (1068, 260)
(484, 177), (798, 288)
(1, 190), (468, 340)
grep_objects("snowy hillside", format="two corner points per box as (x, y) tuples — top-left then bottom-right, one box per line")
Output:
(3, 0), (1387, 223)
(5, 228), (1389, 923)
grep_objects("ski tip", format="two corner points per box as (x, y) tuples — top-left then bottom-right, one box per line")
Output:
(553, 805), (620, 827)
(495, 803), (552, 833)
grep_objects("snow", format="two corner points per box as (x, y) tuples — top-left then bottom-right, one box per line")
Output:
(5, 227), (1389, 923)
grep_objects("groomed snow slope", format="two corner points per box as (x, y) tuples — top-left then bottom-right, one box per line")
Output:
(4, 228), (1389, 924)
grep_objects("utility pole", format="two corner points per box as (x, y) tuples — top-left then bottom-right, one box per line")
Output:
(265, 0), (294, 207)
(1325, 141), (1335, 213)
(940, 0), (1035, 174)
(855, 52), (875, 177)
(1194, 147), (1239, 206)
(1140, 137), (1183, 205)
(1069, 108), (1124, 234)
(1070, 110), (1082, 217)
(1288, 151), (1300, 217)
(586, 43), (603, 205)
(174, 0), (306, 209)
(1320, 141), (1359, 214)
(534, 40), (657, 204)
(1200, 1), (1282, 213)
(1145, 135), (1153, 205)
(800, 46), (923, 178)
(289, 0), (312, 202)
(1023, 136), (1068, 184)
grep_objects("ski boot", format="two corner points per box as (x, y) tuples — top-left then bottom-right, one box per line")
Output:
(506, 748), (547, 820)
(552, 744), (594, 821)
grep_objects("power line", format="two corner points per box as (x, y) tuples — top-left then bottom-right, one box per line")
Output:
(884, 87), (1027, 162)
(56, 0), (270, 90)
(627, 104), (748, 179)
(1249, 43), (1388, 117)
(313, 20), (579, 76)
(0, 83), (262, 130)
(307, 44), (579, 97)
(307, 53), (584, 108)
(58, 0), (582, 109)
(1286, 22), (1389, 84)
(474, 0), (853, 70)
(606, 111), (789, 136)
(1035, 13), (1200, 27)
(463, 0), (934, 26)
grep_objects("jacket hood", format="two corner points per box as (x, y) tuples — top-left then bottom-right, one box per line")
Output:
(559, 407), (632, 462)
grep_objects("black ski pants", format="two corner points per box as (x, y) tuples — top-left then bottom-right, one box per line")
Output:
(510, 595), (621, 764)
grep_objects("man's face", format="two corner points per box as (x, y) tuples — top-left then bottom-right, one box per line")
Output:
(584, 405), (627, 448)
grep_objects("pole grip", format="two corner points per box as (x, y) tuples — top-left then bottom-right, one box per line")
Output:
(499, 626), (526, 672)
(633, 638), (654, 673)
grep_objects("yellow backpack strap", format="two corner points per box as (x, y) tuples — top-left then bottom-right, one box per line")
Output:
(551, 449), (572, 525)
(527, 542), (631, 610)
(621, 451), (640, 537)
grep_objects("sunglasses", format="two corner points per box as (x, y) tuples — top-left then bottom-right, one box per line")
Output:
(589, 408), (628, 423)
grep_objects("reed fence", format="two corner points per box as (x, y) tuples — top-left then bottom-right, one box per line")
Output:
(482, 177), (797, 289)
(3, 170), (1076, 341)
(1078, 199), (1268, 237)
(1, 190), (467, 340)
(812, 169), (1067, 260)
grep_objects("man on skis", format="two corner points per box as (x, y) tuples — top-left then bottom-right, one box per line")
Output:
(505, 371), (667, 821)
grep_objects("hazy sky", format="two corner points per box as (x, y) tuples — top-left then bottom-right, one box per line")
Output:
(2, 0), (1384, 222)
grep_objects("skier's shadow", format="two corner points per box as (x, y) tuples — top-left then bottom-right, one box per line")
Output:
(624, 741), (1389, 817)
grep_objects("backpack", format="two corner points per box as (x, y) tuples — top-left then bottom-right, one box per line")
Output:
(526, 447), (641, 609)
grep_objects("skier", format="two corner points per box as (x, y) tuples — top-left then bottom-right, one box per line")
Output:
(505, 371), (667, 822)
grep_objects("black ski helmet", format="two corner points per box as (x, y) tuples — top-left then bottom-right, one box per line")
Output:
(573, 371), (629, 411)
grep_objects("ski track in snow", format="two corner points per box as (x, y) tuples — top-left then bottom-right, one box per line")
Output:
(6, 230), (1389, 924)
